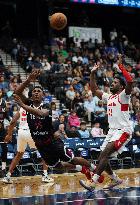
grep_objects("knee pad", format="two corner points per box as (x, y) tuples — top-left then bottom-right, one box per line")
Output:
(114, 132), (130, 151)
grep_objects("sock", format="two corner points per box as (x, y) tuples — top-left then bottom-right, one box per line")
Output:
(110, 172), (120, 181)
(90, 163), (96, 172)
(2, 162), (6, 170)
(92, 174), (100, 183)
(75, 165), (82, 172)
(43, 170), (48, 177)
(7, 172), (11, 177)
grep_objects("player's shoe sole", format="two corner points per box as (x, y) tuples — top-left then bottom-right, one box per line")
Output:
(79, 180), (95, 192)
(103, 179), (123, 189)
(2, 178), (13, 184)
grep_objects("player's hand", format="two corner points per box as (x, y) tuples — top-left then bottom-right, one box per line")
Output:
(4, 134), (12, 143)
(27, 69), (41, 82)
(13, 94), (24, 107)
(91, 63), (100, 73)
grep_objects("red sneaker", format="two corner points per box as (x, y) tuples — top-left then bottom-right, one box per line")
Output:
(81, 166), (92, 180)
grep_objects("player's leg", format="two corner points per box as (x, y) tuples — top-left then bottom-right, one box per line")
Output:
(27, 135), (54, 183)
(41, 159), (54, 183)
(3, 131), (26, 183)
(0, 143), (8, 177)
(81, 131), (131, 190)
(54, 139), (102, 181)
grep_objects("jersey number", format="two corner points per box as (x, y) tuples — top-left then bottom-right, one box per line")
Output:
(108, 108), (112, 116)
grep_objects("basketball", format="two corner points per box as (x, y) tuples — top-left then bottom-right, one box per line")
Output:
(49, 13), (67, 30)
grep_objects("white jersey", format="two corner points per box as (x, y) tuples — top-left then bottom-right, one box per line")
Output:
(102, 90), (131, 129)
(19, 107), (29, 130)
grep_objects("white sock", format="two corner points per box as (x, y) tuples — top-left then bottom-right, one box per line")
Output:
(90, 163), (96, 171)
(2, 162), (6, 170)
(43, 170), (48, 177)
(7, 172), (11, 177)
(110, 172), (120, 181)
(75, 165), (82, 172)
(92, 174), (100, 183)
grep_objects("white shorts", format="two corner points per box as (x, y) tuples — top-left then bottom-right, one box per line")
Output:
(100, 127), (132, 157)
(17, 129), (36, 153)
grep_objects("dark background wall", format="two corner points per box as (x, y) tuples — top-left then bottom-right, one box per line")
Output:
(0, 0), (140, 42)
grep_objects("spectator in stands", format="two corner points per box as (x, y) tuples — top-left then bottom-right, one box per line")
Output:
(73, 66), (83, 79)
(72, 92), (84, 117)
(77, 121), (90, 139)
(94, 100), (107, 129)
(66, 125), (80, 138)
(41, 56), (51, 72)
(84, 94), (96, 123)
(66, 85), (75, 110)
(16, 74), (22, 84)
(54, 123), (68, 141)
(82, 83), (92, 97)
(134, 119), (140, 137)
(9, 76), (20, 91)
(0, 75), (9, 91)
(68, 110), (80, 129)
(32, 56), (42, 69)
(91, 122), (104, 138)
(4, 65), (13, 80)
(43, 90), (52, 104)
(50, 102), (60, 122)
(72, 78), (83, 93)
(64, 78), (71, 92)
(53, 114), (67, 132)
(11, 104), (18, 117)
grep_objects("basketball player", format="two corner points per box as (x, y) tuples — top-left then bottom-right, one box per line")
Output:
(13, 70), (101, 181)
(0, 88), (10, 176)
(80, 57), (133, 190)
(3, 107), (54, 184)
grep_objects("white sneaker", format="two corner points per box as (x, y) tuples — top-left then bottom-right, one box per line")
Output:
(3, 176), (13, 184)
(42, 175), (54, 183)
(103, 178), (123, 189)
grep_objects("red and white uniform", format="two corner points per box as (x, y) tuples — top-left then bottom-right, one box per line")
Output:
(101, 90), (132, 157)
(17, 107), (36, 152)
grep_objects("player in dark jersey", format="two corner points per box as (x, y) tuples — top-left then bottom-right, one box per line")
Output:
(0, 88), (10, 176)
(13, 70), (103, 181)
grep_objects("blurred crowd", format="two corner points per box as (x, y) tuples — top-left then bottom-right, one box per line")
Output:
(0, 28), (140, 146)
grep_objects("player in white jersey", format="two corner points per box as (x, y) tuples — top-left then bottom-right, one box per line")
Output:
(80, 57), (133, 191)
(3, 107), (54, 184)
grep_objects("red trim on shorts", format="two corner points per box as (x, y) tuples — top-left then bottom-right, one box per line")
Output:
(114, 132), (130, 151)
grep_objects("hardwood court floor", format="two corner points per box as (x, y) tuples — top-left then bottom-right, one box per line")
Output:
(0, 168), (140, 199)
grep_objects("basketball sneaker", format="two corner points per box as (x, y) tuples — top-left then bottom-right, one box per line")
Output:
(79, 179), (96, 191)
(103, 178), (123, 189)
(81, 166), (104, 183)
(42, 175), (54, 183)
(3, 174), (13, 184)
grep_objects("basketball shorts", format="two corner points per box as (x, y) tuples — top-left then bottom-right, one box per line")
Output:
(37, 138), (74, 167)
(17, 129), (36, 152)
(100, 127), (132, 157)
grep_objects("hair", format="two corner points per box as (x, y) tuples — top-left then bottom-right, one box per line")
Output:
(32, 86), (44, 91)
(114, 74), (126, 89)
(80, 121), (86, 126)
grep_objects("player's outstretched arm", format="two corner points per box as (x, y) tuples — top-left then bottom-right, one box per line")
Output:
(90, 64), (103, 99)
(14, 94), (49, 117)
(14, 69), (40, 103)
(4, 111), (20, 143)
(118, 64), (133, 95)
